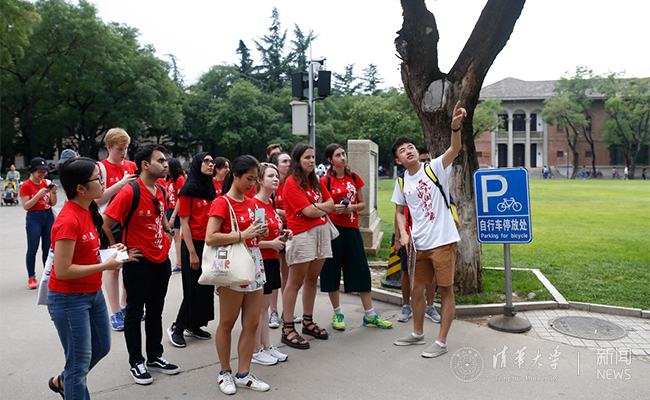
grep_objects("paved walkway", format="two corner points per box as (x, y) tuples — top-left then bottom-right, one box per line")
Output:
(1, 198), (648, 399)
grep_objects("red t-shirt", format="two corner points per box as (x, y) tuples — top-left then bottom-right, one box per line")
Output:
(99, 159), (137, 189)
(19, 178), (52, 211)
(104, 178), (170, 263)
(178, 195), (212, 240)
(283, 175), (331, 235)
(49, 201), (102, 293)
(275, 182), (285, 210)
(167, 176), (185, 209)
(252, 197), (283, 260)
(213, 179), (223, 197)
(209, 195), (259, 247)
(321, 173), (364, 229)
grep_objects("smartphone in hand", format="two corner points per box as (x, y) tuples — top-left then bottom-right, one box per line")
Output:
(47, 184), (55, 189)
(339, 198), (350, 207)
(254, 208), (266, 225)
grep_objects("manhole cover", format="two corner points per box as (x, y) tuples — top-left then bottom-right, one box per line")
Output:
(550, 316), (627, 340)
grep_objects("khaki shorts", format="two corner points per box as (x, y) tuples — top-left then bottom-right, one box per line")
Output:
(285, 223), (333, 266)
(414, 242), (458, 287)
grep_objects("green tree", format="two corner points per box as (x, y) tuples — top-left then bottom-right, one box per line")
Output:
(361, 63), (383, 95)
(235, 40), (254, 80)
(254, 7), (289, 93)
(599, 74), (650, 179)
(333, 64), (363, 97)
(472, 98), (504, 139)
(1, 0), (89, 160)
(288, 24), (318, 73)
(207, 80), (279, 157)
(0, 0), (40, 69)
(542, 66), (596, 178)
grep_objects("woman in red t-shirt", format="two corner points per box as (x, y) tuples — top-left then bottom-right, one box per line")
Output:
(212, 157), (230, 198)
(20, 157), (58, 289)
(281, 144), (335, 350)
(206, 155), (270, 394)
(267, 151), (293, 327)
(320, 144), (392, 331)
(47, 157), (128, 398)
(165, 158), (186, 274)
(251, 163), (292, 365)
(168, 152), (216, 347)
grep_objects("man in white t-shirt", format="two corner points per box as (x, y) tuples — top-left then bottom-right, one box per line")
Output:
(390, 101), (466, 358)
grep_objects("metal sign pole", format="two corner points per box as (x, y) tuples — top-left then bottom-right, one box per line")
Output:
(504, 243), (514, 316)
(308, 61), (315, 149)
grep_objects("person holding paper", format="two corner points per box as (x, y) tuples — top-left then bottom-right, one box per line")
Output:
(47, 157), (129, 399)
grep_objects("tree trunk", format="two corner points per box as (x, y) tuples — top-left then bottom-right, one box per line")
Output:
(397, 0), (526, 295)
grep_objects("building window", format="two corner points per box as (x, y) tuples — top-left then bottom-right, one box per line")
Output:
(585, 151), (592, 158)
(476, 152), (483, 158)
(556, 122), (563, 132)
(530, 114), (537, 131)
(557, 151), (564, 158)
(513, 114), (526, 131)
(586, 115), (592, 133)
(498, 114), (508, 130)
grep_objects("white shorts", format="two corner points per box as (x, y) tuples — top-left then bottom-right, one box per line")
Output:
(285, 223), (333, 266)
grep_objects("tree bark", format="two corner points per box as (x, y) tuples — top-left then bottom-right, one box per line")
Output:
(397, 0), (526, 295)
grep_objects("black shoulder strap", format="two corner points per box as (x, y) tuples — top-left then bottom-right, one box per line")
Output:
(123, 181), (140, 245)
(155, 183), (166, 203)
(351, 172), (357, 185)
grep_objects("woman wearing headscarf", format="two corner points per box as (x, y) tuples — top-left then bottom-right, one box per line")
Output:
(167, 152), (217, 348)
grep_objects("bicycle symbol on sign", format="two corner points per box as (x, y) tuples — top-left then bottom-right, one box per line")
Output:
(496, 197), (522, 213)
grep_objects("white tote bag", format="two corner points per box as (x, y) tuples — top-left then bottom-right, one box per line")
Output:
(198, 197), (255, 286)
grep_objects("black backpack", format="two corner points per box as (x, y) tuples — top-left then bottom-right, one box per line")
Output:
(110, 182), (166, 244)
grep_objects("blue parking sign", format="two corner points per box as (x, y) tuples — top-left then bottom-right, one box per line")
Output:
(473, 167), (532, 244)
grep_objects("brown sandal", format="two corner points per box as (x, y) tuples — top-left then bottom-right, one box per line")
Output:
(281, 322), (310, 349)
(301, 314), (329, 340)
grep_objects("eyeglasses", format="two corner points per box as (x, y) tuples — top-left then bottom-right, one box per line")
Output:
(87, 175), (104, 185)
(203, 159), (215, 165)
(152, 198), (161, 216)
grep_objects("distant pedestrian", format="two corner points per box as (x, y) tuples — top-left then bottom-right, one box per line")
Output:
(165, 158), (186, 274)
(643, 166), (647, 180)
(20, 157), (58, 289)
(612, 167), (617, 179)
(624, 166), (629, 180)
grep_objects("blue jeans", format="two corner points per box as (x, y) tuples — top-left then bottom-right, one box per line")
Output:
(47, 290), (111, 400)
(25, 209), (54, 279)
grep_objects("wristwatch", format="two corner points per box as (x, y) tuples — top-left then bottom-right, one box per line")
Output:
(165, 228), (175, 236)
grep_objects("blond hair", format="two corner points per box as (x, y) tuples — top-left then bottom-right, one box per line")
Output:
(104, 128), (131, 147)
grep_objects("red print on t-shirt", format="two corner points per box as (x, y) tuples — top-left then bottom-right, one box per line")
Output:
(416, 179), (436, 223)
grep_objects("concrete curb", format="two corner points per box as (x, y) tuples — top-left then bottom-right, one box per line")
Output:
(365, 265), (649, 319)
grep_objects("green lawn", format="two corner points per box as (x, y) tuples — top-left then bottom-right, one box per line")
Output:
(372, 178), (650, 309)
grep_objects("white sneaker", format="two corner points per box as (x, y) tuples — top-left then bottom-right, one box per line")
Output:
(251, 348), (278, 366)
(269, 311), (280, 329)
(266, 345), (288, 362)
(234, 372), (270, 392)
(218, 371), (236, 395)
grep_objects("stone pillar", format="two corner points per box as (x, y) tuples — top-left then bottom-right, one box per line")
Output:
(543, 122), (549, 167)
(525, 116), (531, 168)
(347, 139), (383, 255)
(507, 116), (514, 167)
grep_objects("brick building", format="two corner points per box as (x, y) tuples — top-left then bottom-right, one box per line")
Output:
(475, 77), (647, 175)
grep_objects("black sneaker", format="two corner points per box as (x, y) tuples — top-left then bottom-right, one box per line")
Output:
(167, 324), (186, 348)
(130, 362), (153, 385)
(183, 328), (212, 340)
(146, 356), (180, 375)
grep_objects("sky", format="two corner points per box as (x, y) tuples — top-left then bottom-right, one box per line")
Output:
(77, 0), (650, 89)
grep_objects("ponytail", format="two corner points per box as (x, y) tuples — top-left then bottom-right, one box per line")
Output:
(90, 200), (110, 249)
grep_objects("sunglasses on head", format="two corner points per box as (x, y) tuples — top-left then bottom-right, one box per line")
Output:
(152, 198), (161, 216)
